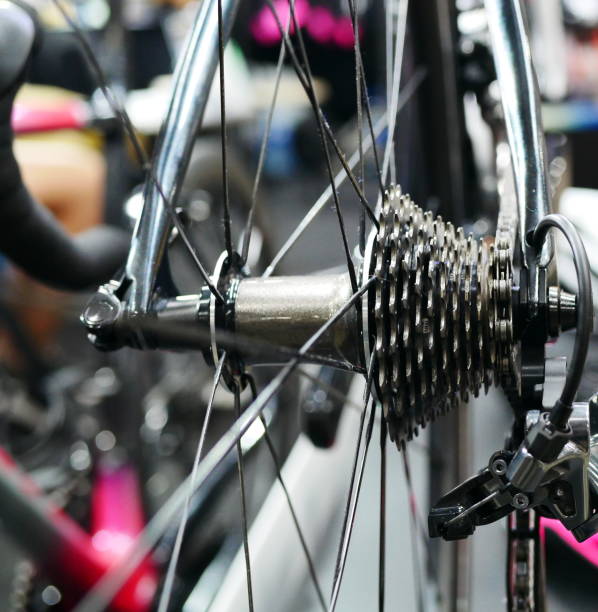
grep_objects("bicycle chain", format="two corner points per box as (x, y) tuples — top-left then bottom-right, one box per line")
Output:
(372, 186), (514, 445)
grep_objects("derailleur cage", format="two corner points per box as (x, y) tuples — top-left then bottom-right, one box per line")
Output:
(430, 401), (598, 543)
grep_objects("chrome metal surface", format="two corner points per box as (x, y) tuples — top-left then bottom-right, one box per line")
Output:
(211, 251), (229, 364)
(508, 510), (540, 612)
(541, 356), (567, 409)
(484, 0), (553, 304)
(124, 0), (239, 312)
(234, 274), (358, 364)
(523, 405), (590, 530)
(370, 186), (514, 444)
(360, 228), (377, 364)
(547, 286), (577, 337)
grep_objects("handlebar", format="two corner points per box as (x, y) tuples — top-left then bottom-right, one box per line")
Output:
(0, 0), (128, 291)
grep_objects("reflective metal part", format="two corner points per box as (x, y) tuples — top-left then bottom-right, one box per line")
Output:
(361, 228), (377, 364)
(234, 274), (358, 365)
(541, 356), (567, 409)
(520, 406), (590, 530)
(547, 286), (577, 337)
(492, 457), (508, 476)
(124, 0), (239, 312)
(430, 404), (592, 542)
(573, 397), (598, 539)
(484, 0), (553, 304)
(369, 186), (515, 444)
(512, 492), (529, 509)
(507, 510), (542, 612)
(210, 251), (229, 365)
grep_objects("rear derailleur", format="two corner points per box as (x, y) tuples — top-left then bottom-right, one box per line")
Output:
(429, 397), (598, 543)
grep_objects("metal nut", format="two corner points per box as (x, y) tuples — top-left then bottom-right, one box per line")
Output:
(512, 492), (529, 509)
(491, 458), (508, 476)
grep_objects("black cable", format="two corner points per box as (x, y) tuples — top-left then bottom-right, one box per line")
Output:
(532, 213), (593, 429)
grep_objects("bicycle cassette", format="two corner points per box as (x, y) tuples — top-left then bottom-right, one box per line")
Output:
(367, 186), (515, 445)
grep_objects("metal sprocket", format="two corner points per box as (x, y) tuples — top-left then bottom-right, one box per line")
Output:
(370, 186), (514, 445)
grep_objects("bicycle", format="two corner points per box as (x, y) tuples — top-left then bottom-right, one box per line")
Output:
(0, 0), (596, 611)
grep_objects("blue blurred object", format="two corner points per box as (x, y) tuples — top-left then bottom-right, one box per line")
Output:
(543, 99), (598, 132)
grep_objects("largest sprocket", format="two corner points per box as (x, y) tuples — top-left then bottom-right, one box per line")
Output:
(368, 186), (514, 445)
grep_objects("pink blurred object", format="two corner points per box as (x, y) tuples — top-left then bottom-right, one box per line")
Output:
(306, 6), (335, 44)
(333, 15), (357, 49)
(251, 0), (361, 48)
(0, 448), (156, 611)
(251, 0), (310, 45)
(11, 100), (89, 134)
(543, 517), (598, 568)
(91, 462), (158, 612)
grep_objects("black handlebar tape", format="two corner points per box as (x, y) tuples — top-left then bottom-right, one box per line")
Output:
(0, 2), (129, 291)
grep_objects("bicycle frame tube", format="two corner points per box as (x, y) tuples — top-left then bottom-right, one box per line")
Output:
(124, 0), (239, 312)
(484, 0), (554, 304)
(0, 449), (156, 611)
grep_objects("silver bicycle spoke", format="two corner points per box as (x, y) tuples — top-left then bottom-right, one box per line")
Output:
(407, 458), (441, 605)
(262, 415), (327, 610)
(383, 0), (397, 154)
(379, 415), (387, 612)
(157, 353), (227, 612)
(348, 0), (388, 199)
(402, 446), (442, 606)
(263, 113), (385, 278)
(385, 0), (397, 186)
(234, 381), (254, 611)
(217, 0), (234, 260)
(401, 450), (425, 612)
(264, 0), (377, 229)
(169, 210), (226, 303)
(263, 67), (425, 278)
(375, 10), (432, 590)
(242, 373), (327, 612)
(51, 0), (225, 304)
(348, 0), (366, 254)
(296, 368), (364, 415)
(73, 278), (375, 612)
(381, 0), (409, 186)
(360, 74), (384, 197)
(240, 16), (289, 265)
(345, 0), (385, 252)
(331, 353), (377, 588)
(285, 0), (359, 294)
(329, 396), (378, 612)
(402, 449), (435, 563)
